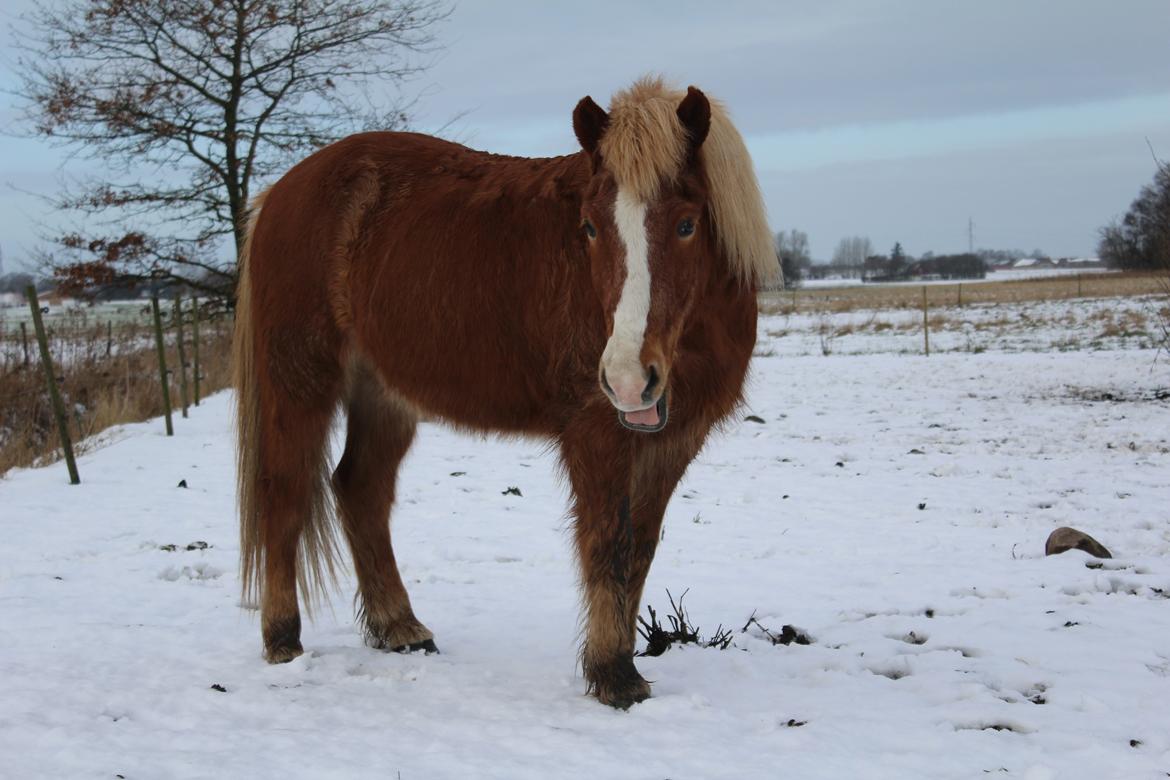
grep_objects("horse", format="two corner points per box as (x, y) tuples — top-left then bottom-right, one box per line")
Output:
(233, 76), (776, 708)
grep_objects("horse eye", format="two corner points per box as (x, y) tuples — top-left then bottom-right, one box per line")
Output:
(677, 218), (695, 238)
(583, 219), (597, 239)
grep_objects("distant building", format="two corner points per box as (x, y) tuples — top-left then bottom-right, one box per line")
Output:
(1056, 257), (1105, 268)
(1012, 257), (1055, 268)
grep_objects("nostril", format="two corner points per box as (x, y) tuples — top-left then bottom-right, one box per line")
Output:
(641, 365), (660, 404)
(600, 369), (615, 399)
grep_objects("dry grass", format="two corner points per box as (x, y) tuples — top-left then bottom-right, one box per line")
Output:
(759, 272), (1165, 316)
(0, 308), (233, 477)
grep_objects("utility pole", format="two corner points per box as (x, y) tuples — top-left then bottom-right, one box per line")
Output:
(968, 217), (975, 255)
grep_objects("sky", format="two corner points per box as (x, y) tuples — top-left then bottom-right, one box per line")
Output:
(2, 0), (1169, 269)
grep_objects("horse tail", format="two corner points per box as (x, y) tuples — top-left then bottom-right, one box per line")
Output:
(234, 187), (340, 612)
(234, 188), (268, 608)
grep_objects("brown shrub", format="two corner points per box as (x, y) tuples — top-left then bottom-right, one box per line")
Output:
(0, 310), (233, 476)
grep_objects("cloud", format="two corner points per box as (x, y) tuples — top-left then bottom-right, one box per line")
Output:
(747, 92), (1170, 172)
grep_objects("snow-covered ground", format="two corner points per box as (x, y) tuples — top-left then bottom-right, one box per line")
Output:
(2, 302), (1169, 778)
(802, 266), (1113, 289)
(761, 294), (1167, 357)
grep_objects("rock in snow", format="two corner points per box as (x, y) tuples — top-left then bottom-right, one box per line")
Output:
(1044, 527), (1113, 559)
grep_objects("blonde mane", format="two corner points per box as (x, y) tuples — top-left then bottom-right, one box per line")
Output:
(599, 76), (778, 286)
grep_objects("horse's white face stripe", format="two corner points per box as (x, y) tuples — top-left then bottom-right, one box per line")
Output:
(601, 187), (651, 409)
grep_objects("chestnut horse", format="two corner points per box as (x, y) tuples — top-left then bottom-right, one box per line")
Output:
(234, 77), (776, 708)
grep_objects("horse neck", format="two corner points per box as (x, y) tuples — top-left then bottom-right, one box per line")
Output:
(518, 152), (606, 351)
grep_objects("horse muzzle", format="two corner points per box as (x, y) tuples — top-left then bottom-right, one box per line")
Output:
(600, 360), (669, 433)
(617, 391), (669, 432)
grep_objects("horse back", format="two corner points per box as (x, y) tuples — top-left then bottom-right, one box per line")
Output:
(252, 132), (599, 433)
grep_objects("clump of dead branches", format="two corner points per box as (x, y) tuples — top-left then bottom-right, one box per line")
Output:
(636, 590), (810, 656)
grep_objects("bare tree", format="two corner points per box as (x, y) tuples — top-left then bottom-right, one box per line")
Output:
(775, 230), (810, 267)
(831, 235), (873, 273)
(1098, 165), (1170, 272)
(774, 229), (809, 289)
(15, 0), (449, 300)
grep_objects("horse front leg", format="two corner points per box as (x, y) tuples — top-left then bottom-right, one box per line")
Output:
(623, 431), (706, 640)
(578, 493), (650, 708)
(561, 419), (647, 708)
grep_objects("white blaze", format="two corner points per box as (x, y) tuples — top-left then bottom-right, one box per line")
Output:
(602, 187), (652, 410)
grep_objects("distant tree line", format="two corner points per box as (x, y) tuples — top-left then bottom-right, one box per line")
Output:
(863, 242), (986, 282)
(0, 272), (46, 295)
(0, 269), (200, 301)
(974, 247), (1051, 265)
(1098, 164), (1170, 271)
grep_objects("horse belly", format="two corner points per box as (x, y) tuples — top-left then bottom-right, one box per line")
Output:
(347, 260), (561, 435)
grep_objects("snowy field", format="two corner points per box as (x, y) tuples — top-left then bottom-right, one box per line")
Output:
(2, 299), (1169, 779)
(802, 266), (1112, 289)
(761, 293), (1167, 357)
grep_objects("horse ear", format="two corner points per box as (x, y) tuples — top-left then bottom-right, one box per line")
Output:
(677, 86), (711, 153)
(573, 96), (609, 156)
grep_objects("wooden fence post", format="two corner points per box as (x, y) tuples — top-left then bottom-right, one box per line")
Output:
(174, 295), (190, 418)
(1077, 274), (1083, 297)
(922, 285), (930, 357)
(20, 321), (30, 367)
(106, 320), (113, 357)
(192, 297), (201, 406)
(26, 286), (80, 484)
(151, 295), (174, 436)
(957, 283), (963, 308)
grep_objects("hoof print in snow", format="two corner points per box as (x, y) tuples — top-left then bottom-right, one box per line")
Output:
(159, 544), (178, 552)
(159, 563), (222, 581)
(783, 718), (807, 728)
(177, 479), (188, 488)
(1045, 527), (1112, 559)
(186, 540), (209, 551)
(917, 502), (927, 510)
(210, 683), (227, 693)
(908, 448), (925, 455)
(834, 461), (845, 468)
(501, 486), (522, 497)
(449, 471), (466, 477)
(744, 414), (765, 424)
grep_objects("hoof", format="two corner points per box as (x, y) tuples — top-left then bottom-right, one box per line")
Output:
(364, 616), (436, 654)
(263, 616), (302, 664)
(264, 642), (303, 664)
(393, 638), (440, 655)
(597, 678), (651, 710)
(587, 656), (652, 710)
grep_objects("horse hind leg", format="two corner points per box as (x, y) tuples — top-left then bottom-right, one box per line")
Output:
(332, 360), (436, 653)
(247, 327), (344, 664)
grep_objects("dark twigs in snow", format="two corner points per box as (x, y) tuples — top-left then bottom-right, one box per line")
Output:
(641, 594), (786, 654)
(742, 611), (812, 646)
(638, 589), (700, 656)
